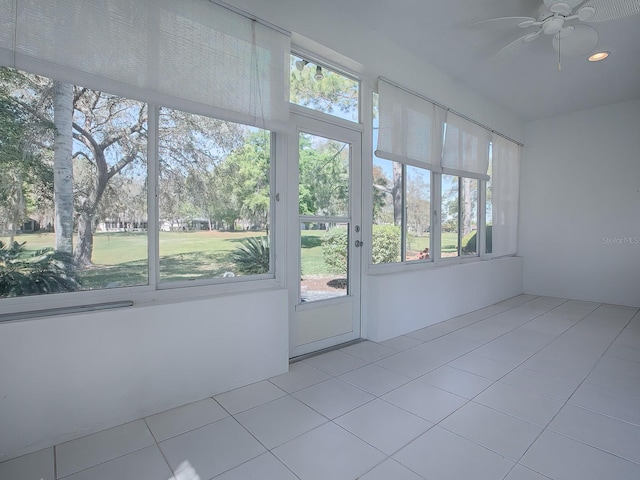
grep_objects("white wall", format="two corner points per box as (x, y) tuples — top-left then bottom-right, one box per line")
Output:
(0, 289), (289, 461)
(366, 257), (524, 341)
(520, 99), (640, 307)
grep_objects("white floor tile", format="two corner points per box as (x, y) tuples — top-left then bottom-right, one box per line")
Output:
(214, 381), (286, 414)
(302, 350), (368, 376)
(61, 445), (172, 480)
(273, 422), (385, 480)
(145, 398), (228, 442)
(292, 378), (374, 419)
(521, 430), (640, 480)
(55, 420), (155, 478)
(379, 335), (423, 351)
(268, 361), (331, 393)
(394, 426), (514, 480)
(419, 365), (493, 399)
(548, 404), (640, 464)
(159, 417), (265, 480)
(339, 341), (396, 362)
(338, 364), (411, 396)
(440, 402), (543, 461)
(335, 399), (432, 455)
(569, 383), (640, 426)
(500, 367), (581, 402)
(406, 322), (459, 342)
(235, 395), (327, 449)
(360, 459), (424, 480)
(474, 382), (563, 426)
(212, 452), (298, 480)
(374, 347), (442, 378)
(0, 448), (54, 480)
(448, 353), (514, 380)
(504, 464), (552, 480)
(382, 380), (467, 423)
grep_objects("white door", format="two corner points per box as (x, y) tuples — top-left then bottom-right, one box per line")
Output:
(289, 114), (362, 357)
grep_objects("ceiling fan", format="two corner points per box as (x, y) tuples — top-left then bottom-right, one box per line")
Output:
(472, 0), (640, 60)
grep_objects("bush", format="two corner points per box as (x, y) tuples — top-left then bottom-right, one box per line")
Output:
(322, 227), (348, 274)
(0, 241), (80, 297)
(228, 236), (270, 275)
(322, 225), (401, 272)
(461, 225), (492, 254)
(372, 225), (400, 264)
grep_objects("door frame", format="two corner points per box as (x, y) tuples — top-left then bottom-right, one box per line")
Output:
(288, 112), (363, 358)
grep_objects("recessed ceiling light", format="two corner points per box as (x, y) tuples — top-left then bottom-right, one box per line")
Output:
(588, 51), (610, 62)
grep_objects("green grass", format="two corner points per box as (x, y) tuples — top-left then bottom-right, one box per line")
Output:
(3, 230), (267, 289)
(2, 228), (463, 290)
(300, 230), (328, 276)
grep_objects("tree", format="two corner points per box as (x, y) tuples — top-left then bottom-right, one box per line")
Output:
(0, 69), (53, 242)
(52, 81), (74, 254)
(298, 134), (349, 217)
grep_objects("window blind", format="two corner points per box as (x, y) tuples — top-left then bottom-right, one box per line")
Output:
(491, 133), (521, 257)
(375, 78), (445, 171)
(1, 0), (290, 131)
(442, 112), (491, 181)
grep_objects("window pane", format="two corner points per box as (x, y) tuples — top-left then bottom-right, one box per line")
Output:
(372, 158), (401, 264)
(158, 108), (271, 282)
(290, 54), (359, 122)
(300, 222), (348, 302)
(372, 93), (401, 265)
(461, 177), (479, 256)
(441, 174), (459, 258)
(0, 68), (148, 298)
(299, 133), (349, 217)
(405, 166), (431, 261)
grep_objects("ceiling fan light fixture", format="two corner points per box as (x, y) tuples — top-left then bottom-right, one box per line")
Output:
(577, 6), (596, 21)
(588, 51), (610, 62)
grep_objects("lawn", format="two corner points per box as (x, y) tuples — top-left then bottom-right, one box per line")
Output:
(3, 229), (464, 290)
(4, 230), (267, 289)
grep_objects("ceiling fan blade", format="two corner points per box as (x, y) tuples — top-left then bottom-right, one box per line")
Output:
(495, 33), (537, 58)
(580, 0), (640, 22)
(552, 24), (599, 55)
(470, 16), (536, 30)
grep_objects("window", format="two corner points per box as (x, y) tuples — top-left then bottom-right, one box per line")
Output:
(0, 67), (274, 299)
(372, 92), (431, 264)
(289, 54), (359, 122)
(0, 0), (289, 304)
(158, 108), (272, 283)
(372, 78), (515, 265)
(441, 175), (479, 258)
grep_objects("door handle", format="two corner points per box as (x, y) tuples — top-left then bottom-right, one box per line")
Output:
(354, 240), (363, 247)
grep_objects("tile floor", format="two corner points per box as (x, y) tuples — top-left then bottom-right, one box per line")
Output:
(2, 294), (640, 480)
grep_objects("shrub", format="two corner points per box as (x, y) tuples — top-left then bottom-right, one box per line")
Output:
(228, 236), (270, 275)
(372, 225), (400, 264)
(322, 225), (401, 272)
(0, 241), (80, 297)
(322, 227), (348, 274)
(461, 225), (492, 254)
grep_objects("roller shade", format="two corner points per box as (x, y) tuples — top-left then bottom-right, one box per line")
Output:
(491, 133), (521, 256)
(375, 78), (445, 171)
(1, 0), (290, 131)
(442, 111), (491, 181)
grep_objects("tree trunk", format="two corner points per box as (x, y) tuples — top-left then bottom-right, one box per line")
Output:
(392, 162), (403, 226)
(461, 178), (474, 237)
(53, 81), (74, 255)
(74, 174), (108, 267)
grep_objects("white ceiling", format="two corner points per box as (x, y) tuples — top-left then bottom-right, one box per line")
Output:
(326, 0), (640, 122)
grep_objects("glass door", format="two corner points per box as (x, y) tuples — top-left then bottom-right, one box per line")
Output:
(290, 114), (362, 357)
